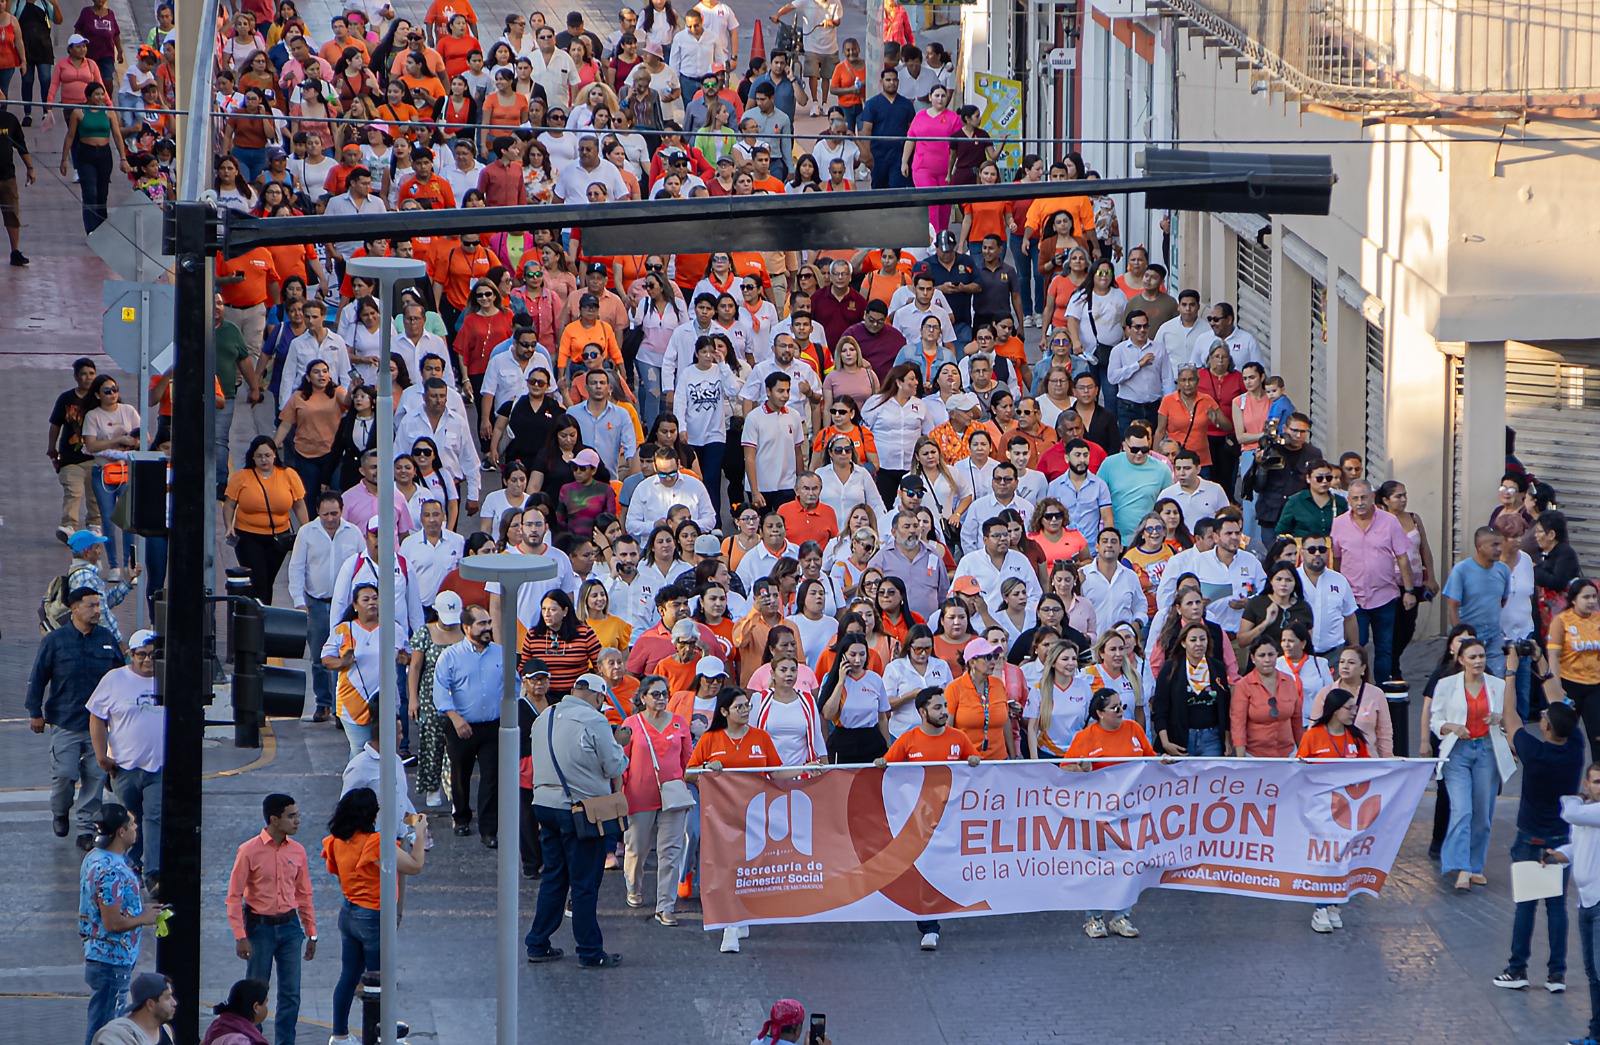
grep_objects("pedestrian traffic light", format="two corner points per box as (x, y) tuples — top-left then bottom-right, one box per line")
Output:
(231, 599), (308, 748)
(122, 451), (170, 538)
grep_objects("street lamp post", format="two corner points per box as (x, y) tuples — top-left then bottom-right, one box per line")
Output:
(456, 553), (557, 1045)
(342, 256), (426, 1045)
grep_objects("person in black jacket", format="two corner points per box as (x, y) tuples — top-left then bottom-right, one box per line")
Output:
(1535, 510), (1582, 596)
(517, 657), (554, 879)
(331, 384), (380, 490)
(1149, 620), (1232, 756)
(1248, 412), (1321, 550)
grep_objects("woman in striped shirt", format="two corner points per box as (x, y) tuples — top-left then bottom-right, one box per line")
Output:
(516, 589), (601, 699)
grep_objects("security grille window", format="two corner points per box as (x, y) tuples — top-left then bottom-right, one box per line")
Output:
(1309, 280), (1330, 446)
(1235, 233), (1272, 355)
(1503, 350), (1600, 570)
(1450, 357), (1466, 566)
(1363, 321), (1385, 482)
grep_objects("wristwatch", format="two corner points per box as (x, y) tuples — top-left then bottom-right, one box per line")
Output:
(308, 935), (317, 941)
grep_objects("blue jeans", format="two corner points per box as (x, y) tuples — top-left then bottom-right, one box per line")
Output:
(233, 146), (268, 183)
(526, 804), (608, 963)
(1581, 903), (1600, 1039)
(1508, 831), (1569, 978)
(49, 726), (106, 832)
(1440, 736), (1498, 875)
(1115, 398), (1159, 440)
(109, 767), (162, 878)
(916, 919), (942, 934)
(306, 597), (334, 711)
(1512, 652), (1534, 721)
(340, 710), (372, 757)
(84, 960), (132, 1045)
(1008, 233), (1045, 318)
(690, 442), (726, 522)
(216, 395), (238, 488)
(1089, 906), (1132, 921)
(332, 902), (380, 1036)
(15, 59), (51, 119)
(144, 537), (168, 617)
(246, 913), (305, 1045)
(1187, 727), (1223, 756)
(636, 363), (663, 432)
(1354, 597), (1400, 684)
(91, 465), (132, 569)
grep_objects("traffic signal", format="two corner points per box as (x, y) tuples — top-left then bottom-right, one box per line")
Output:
(231, 599), (309, 748)
(122, 452), (170, 538)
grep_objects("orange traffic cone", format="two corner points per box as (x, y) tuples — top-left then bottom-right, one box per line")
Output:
(750, 19), (766, 62)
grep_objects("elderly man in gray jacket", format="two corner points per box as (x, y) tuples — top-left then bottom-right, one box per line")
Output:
(525, 673), (630, 969)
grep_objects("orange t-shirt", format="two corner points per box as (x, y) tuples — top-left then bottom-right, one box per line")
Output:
(1295, 725), (1370, 759)
(933, 634), (973, 677)
(435, 33), (482, 77)
(423, 0), (477, 28)
(830, 60), (865, 108)
(961, 200), (1010, 245)
(884, 726), (977, 763)
(397, 173), (457, 209)
(658, 654), (699, 698)
(945, 673), (1010, 759)
(860, 269), (910, 307)
(688, 726), (784, 769)
(264, 242), (318, 286)
(777, 501), (839, 548)
(813, 645), (884, 681)
(1024, 195), (1096, 240)
(429, 242), (494, 309)
(557, 320), (622, 370)
(215, 248), (281, 308)
(1062, 720), (1153, 770)
(674, 253), (713, 292)
(400, 72), (446, 100)
(322, 831), (384, 909)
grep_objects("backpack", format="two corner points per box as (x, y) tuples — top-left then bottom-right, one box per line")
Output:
(40, 574), (72, 633)
(774, 15), (803, 55)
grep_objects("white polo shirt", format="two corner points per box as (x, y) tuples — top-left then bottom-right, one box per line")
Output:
(1157, 480), (1231, 531)
(741, 402), (806, 495)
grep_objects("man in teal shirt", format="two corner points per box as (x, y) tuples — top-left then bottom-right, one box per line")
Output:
(1097, 420), (1173, 543)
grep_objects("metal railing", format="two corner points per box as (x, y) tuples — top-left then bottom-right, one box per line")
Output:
(1155, 0), (1600, 111)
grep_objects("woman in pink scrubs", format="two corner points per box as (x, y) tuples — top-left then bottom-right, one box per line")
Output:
(900, 84), (963, 233)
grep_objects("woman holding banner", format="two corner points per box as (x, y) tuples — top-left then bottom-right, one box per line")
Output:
(750, 653), (828, 769)
(1065, 689), (1153, 939)
(1297, 688), (1370, 932)
(1430, 636), (1510, 893)
(946, 638), (1016, 760)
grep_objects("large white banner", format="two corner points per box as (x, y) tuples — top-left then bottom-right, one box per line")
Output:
(699, 758), (1433, 929)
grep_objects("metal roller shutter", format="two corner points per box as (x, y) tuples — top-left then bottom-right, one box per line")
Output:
(1502, 346), (1600, 571)
(1364, 321), (1386, 482)
(1235, 234), (1273, 356)
(1449, 357), (1466, 567)
(1308, 280), (1331, 446)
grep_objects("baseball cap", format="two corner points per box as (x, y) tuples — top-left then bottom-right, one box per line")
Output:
(964, 637), (1003, 660)
(579, 292), (600, 308)
(572, 448), (601, 468)
(696, 656), (728, 678)
(642, 41), (664, 58)
(899, 475), (926, 494)
(433, 590), (463, 626)
(366, 515), (383, 531)
(266, 144), (287, 160)
(950, 575), (982, 596)
(574, 672), (611, 695)
(935, 229), (959, 251)
(68, 33), (89, 45)
(661, 147), (688, 162)
(520, 656), (551, 678)
(128, 973), (171, 1012)
(585, 261), (607, 274)
(127, 629), (158, 651)
(947, 391), (980, 412)
(693, 534), (723, 557)
(671, 619), (699, 641)
(68, 529), (109, 553)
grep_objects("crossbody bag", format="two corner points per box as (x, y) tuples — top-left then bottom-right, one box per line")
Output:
(547, 710), (629, 840)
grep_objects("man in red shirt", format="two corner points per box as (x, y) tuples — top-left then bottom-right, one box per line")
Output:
(476, 136), (525, 207)
(777, 472), (839, 547)
(810, 259), (867, 347)
(396, 151), (457, 209)
(1037, 409), (1107, 479)
(214, 246), (281, 354)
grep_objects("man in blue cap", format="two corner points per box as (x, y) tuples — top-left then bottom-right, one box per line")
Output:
(65, 529), (139, 648)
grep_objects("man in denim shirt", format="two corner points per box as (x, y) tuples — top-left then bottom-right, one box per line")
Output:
(27, 587), (124, 851)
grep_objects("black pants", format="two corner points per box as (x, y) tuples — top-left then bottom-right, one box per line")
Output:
(827, 724), (888, 764)
(443, 720), (500, 835)
(1205, 434), (1240, 496)
(520, 785), (542, 874)
(758, 489), (796, 512)
(1393, 596), (1421, 668)
(235, 529), (289, 604)
(1430, 730), (1450, 855)
(875, 468), (907, 508)
(723, 415), (746, 507)
(1568, 680), (1600, 763)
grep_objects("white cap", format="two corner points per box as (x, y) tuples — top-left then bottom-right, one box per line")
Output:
(128, 629), (158, 651)
(695, 656), (727, 678)
(68, 33), (90, 46)
(573, 673), (611, 696)
(433, 591), (463, 626)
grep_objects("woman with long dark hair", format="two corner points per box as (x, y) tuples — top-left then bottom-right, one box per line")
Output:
(223, 435), (309, 603)
(516, 589), (601, 697)
(1430, 636), (1514, 891)
(200, 978), (270, 1045)
(275, 359), (350, 501)
(320, 787), (425, 1045)
(1296, 688), (1370, 931)
(818, 634), (891, 762)
(862, 363), (932, 504)
(1150, 621), (1232, 756)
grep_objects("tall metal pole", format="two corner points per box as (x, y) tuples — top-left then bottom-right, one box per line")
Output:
(347, 256), (425, 1045)
(457, 554), (557, 1045)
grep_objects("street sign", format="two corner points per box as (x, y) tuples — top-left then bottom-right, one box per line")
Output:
(87, 200), (171, 283)
(101, 281), (174, 374)
(1047, 47), (1077, 72)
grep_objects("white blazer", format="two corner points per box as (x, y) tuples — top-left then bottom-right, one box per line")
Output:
(1429, 672), (1506, 740)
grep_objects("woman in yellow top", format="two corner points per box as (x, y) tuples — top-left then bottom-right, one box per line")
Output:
(321, 583), (408, 756)
(1546, 577), (1600, 739)
(223, 436), (308, 603)
(579, 578), (632, 650)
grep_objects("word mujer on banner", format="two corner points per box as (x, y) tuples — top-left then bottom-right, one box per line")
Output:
(696, 758), (1435, 928)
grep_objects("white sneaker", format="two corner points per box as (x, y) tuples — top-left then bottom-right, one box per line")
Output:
(108, 567), (122, 582)
(1107, 915), (1140, 938)
(920, 932), (939, 950)
(1326, 907), (1343, 929)
(720, 926), (741, 953)
(425, 790), (444, 809)
(736, 925), (749, 939)
(1083, 917), (1108, 939)
(328, 1036), (355, 1045)
(1311, 908), (1333, 933)
(72, 168), (80, 183)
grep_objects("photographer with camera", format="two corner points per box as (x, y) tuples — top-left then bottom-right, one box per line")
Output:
(1243, 411), (1321, 553)
(753, 998), (834, 1045)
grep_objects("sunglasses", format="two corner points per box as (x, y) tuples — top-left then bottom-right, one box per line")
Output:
(1303, 545), (1328, 554)
(1042, 511), (1064, 521)
(1267, 695), (1280, 719)
(474, 292), (495, 299)
(646, 263), (664, 271)
(1125, 445), (1150, 455)
(413, 448), (435, 456)
(99, 387), (119, 394)
(910, 643), (934, 654)
(829, 407), (849, 415)
(583, 352), (600, 361)
(1207, 316), (1225, 323)
(1311, 473), (1335, 482)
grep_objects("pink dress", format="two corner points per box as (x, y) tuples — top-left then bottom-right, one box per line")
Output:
(908, 107), (963, 231)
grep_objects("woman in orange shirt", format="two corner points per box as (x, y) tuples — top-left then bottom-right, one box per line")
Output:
(322, 787), (426, 1042)
(434, 13), (481, 77)
(945, 637), (1016, 759)
(932, 597), (977, 677)
(1296, 687), (1370, 931)
(222, 436), (308, 603)
(1063, 688), (1153, 939)
(1230, 635), (1304, 757)
(957, 162), (1010, 263)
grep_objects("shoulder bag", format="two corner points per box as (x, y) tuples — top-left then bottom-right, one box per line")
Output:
(634, 713), (696, 811)
(547, 709), (629, 840)
(920, 472), (964, 551)
(254, 468), (297, 555)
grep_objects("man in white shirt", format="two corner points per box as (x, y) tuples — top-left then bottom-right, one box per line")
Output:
(662, 293), (727, 403)
(1080, 528), (1146, 629)
(393, 303), (455, 386)
(330, 517), (427, 639)
(395, 379), (483, 510)
(735, 511), (801, 592)
(87, 630), (163, 886)
(693, 0), (740, 69)
(488, 508), (578, 633)
(959, 461), (1035, 555)
(1157, 449), (1229, 532)
(896, 46), (938, 107)
(891, 273), (956, 347)
(668, 9), (720, 100)
(283, 300), (351, 393)
(442, 139), (483, 205)
(626, 446), (716, 540)
(1156, 290), (1210, 384)
(742, 372), (808, 510)
(738, 333), (823, 422)
(528, 25), (579, 107)
(288, 490), (365, 722)
(1200, 302), (1263, 370)
(399, 497), (465, 605)
(568, 370), (639, 477)
(551, 136), (630, 203)
(1296, 535), (1360, 657)
(1105, 310), (1163, 437)
(478, 329), (554, 443)
(1150, 518), (1219, 644)
(1191, 509), (1266, 636)
(954, 515), (1042, 615)
(1004, 436), (1048, 503)
(604, 535), (656, 631)
(396, 352), (471, 430)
